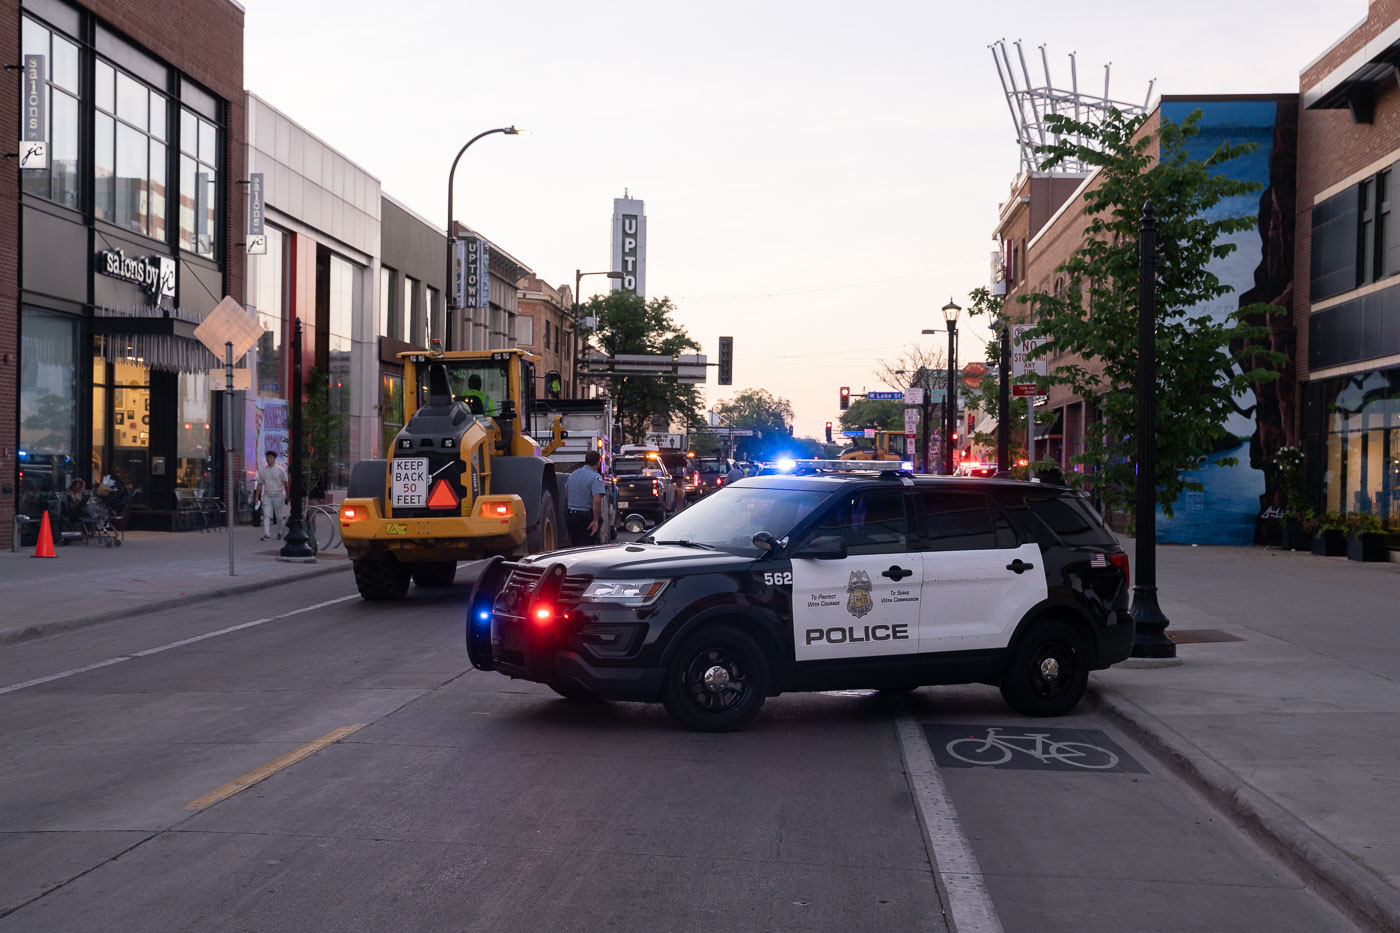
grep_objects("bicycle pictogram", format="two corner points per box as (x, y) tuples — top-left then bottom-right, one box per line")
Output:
(945, 727), (1119, 770)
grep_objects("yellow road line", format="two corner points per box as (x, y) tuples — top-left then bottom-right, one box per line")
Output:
(185, 724), (367, 810)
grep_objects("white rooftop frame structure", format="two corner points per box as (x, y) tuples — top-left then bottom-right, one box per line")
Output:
(991, 40), (1155, 175)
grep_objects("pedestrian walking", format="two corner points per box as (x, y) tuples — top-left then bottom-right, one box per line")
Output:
(564, 450), (606, 547)
(255, 450), (289, 541)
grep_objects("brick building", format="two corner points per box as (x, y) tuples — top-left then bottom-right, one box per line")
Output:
(6, 0), (244, 533)
(515, 273), (575, 399)
(1295, 0), (1400, 530)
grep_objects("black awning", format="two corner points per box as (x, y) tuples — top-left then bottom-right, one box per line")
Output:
(1305, 36), (1400, 121)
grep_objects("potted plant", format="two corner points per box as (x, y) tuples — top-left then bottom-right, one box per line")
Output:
(1345, 511), (1388, 562)
(1311, 512), (1347, 556)
(1273, 445), (1311, 550)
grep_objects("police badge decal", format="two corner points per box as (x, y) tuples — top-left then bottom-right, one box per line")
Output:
(846, 570), (874, 619)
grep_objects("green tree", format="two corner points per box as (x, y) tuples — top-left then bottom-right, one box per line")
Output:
(715, 388), (795, 460)
(299, 367), (345, 501)
(1018, 108), (1286, 521)
(838, 399), (902, 432)
(584, 292), (705, 443)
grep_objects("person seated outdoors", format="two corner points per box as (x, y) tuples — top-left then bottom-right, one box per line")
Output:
(60, 479), (89, 535)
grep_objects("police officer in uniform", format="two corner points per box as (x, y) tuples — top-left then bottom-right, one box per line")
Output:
(564, 450), (606, 546)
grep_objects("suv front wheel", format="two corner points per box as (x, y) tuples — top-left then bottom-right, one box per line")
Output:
(999, 619), (1089, 717)
(662, 625), (769, 732)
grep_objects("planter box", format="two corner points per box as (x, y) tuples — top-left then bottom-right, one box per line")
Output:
(1312, 529), (1347, 556)
(1280, 519), (1311, 551)
(1347, 532), (1388, 562)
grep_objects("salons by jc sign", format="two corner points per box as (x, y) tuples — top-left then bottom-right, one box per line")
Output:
(97, 249), (176, 300)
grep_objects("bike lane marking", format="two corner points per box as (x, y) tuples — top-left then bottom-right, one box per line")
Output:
(895, 713), (1004, 933)
(0, 595), (359, 695)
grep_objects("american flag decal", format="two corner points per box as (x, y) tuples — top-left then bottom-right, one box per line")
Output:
(1090, 553), (1108, 568)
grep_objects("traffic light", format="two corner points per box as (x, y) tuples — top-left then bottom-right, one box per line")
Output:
(787, 424), (794, 436)
(544, 370), (562, 399)
(825, 421), (833, 443)
(839, 386), (850, 410)
(717, 336), (733, 386)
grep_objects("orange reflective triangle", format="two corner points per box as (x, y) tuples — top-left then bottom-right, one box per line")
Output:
(427, 478), (461, 510)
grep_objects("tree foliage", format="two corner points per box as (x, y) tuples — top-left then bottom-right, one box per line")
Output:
(583, 292), (705, 443)
(714, 388), (795, 460)
(300, 367), (345, 501)
(1018, 108), (1287, 520)
(838, 399), (902, 432)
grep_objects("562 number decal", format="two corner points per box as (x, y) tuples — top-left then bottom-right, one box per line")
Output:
(761, 571), (793, 586)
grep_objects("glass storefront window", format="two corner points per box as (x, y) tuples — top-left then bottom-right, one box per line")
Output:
(19, 309), (79, 501)
(112, 359), (150, 506)
(20, 17), (82, 209)
(1320, 367), (1400, 525)
(255, 226), (287, 398)
(177, 372), (212, 494)
(327, 256), (359, 489)
(180, 108), (220, 257)
(94, 61), (167, 237)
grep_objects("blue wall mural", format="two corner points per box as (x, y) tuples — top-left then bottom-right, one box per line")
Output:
(1154, 99), (1297, 546)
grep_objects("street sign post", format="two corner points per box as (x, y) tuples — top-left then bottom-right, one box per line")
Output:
(1011, 325), (1048, 463)
(866, 391), (903, 401)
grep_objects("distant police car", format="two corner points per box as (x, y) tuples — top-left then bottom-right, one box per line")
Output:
(467, 460), (1133, 732)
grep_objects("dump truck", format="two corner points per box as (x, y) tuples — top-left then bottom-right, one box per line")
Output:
(339, 346), (570, 600)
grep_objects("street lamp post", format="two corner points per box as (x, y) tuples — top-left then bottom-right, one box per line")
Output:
(942, 299), (961, 475)
(443, 126), (520, 349)
(1130, 202), (1175, 659)
(279, 319), (314, 560)
(992, 317), (1011, 471)
(572, 270), (624, 397)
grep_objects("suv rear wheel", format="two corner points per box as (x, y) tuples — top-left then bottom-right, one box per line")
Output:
(999, 619), (1089, 717)
(662, 625), (768, 732)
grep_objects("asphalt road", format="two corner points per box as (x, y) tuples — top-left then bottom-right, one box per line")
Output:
(0, 561), (1355, 932)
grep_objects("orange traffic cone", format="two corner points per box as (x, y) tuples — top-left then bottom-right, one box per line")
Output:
(33, 510), (57, 558)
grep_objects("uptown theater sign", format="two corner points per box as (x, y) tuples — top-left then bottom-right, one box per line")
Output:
(97, 249), (176, 300)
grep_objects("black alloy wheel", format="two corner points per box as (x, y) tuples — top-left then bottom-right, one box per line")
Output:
(662, 625), (769, 732)
(999, 619), (1089, 717)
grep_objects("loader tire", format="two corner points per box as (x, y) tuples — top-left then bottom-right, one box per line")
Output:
(412, 561), (458, 588)
(354, 557), (412, 600)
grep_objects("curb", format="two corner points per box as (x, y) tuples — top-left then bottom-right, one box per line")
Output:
(1089, 683), (1400, 933)
(0, 561), (352, 646)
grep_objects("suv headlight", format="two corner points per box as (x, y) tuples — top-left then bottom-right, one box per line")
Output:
(580, 578), (670, 606)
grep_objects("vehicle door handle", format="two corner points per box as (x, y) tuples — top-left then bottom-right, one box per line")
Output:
(1005, 559), (1035, 574)
(882, 565), (913, 581)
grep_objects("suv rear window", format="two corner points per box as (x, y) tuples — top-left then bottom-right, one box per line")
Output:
(1023, 495), (1117, 547)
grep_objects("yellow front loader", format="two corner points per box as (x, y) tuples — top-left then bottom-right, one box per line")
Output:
(339, 347), (568, 600)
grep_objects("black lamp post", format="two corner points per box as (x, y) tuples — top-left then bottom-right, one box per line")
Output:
(992, 317), (1011, 471)
(443, 126), (521, 349)
(279, 318), (314, 560)
(573, 269), (623, 395)
(1130, 202), (1175, 658)
(942, 299), (961, 475)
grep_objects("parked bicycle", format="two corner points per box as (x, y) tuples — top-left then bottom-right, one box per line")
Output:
(305, 503), (341, 554)
(945, 727), (1119, 769)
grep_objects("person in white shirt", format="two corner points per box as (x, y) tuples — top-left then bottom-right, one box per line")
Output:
(254, 450), (289, 540)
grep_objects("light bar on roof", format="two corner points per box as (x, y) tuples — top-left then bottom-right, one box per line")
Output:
(788, 459), (912, 473)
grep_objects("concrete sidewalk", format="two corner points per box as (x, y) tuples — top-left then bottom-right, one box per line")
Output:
(1096, 539), (1400, 931)
(0, 522), (349, 644)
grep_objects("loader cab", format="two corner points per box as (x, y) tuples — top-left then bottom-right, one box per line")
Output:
(401, 349), (543, 457)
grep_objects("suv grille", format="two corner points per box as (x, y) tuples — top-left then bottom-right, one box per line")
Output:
(497, 566), (593, 612)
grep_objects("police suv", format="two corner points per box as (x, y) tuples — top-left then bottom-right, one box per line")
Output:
(466, 461), (1133, 732)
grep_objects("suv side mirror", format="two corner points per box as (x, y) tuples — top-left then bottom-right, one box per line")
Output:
(752, 531), (778, 552)
(793, 535), (847, 560)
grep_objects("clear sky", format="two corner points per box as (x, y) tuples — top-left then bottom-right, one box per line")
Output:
(243, 0), (1363, 438)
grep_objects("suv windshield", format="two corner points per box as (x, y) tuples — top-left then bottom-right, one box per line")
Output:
(648, 486), (831, 556)
(698, 459), (728, 474)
